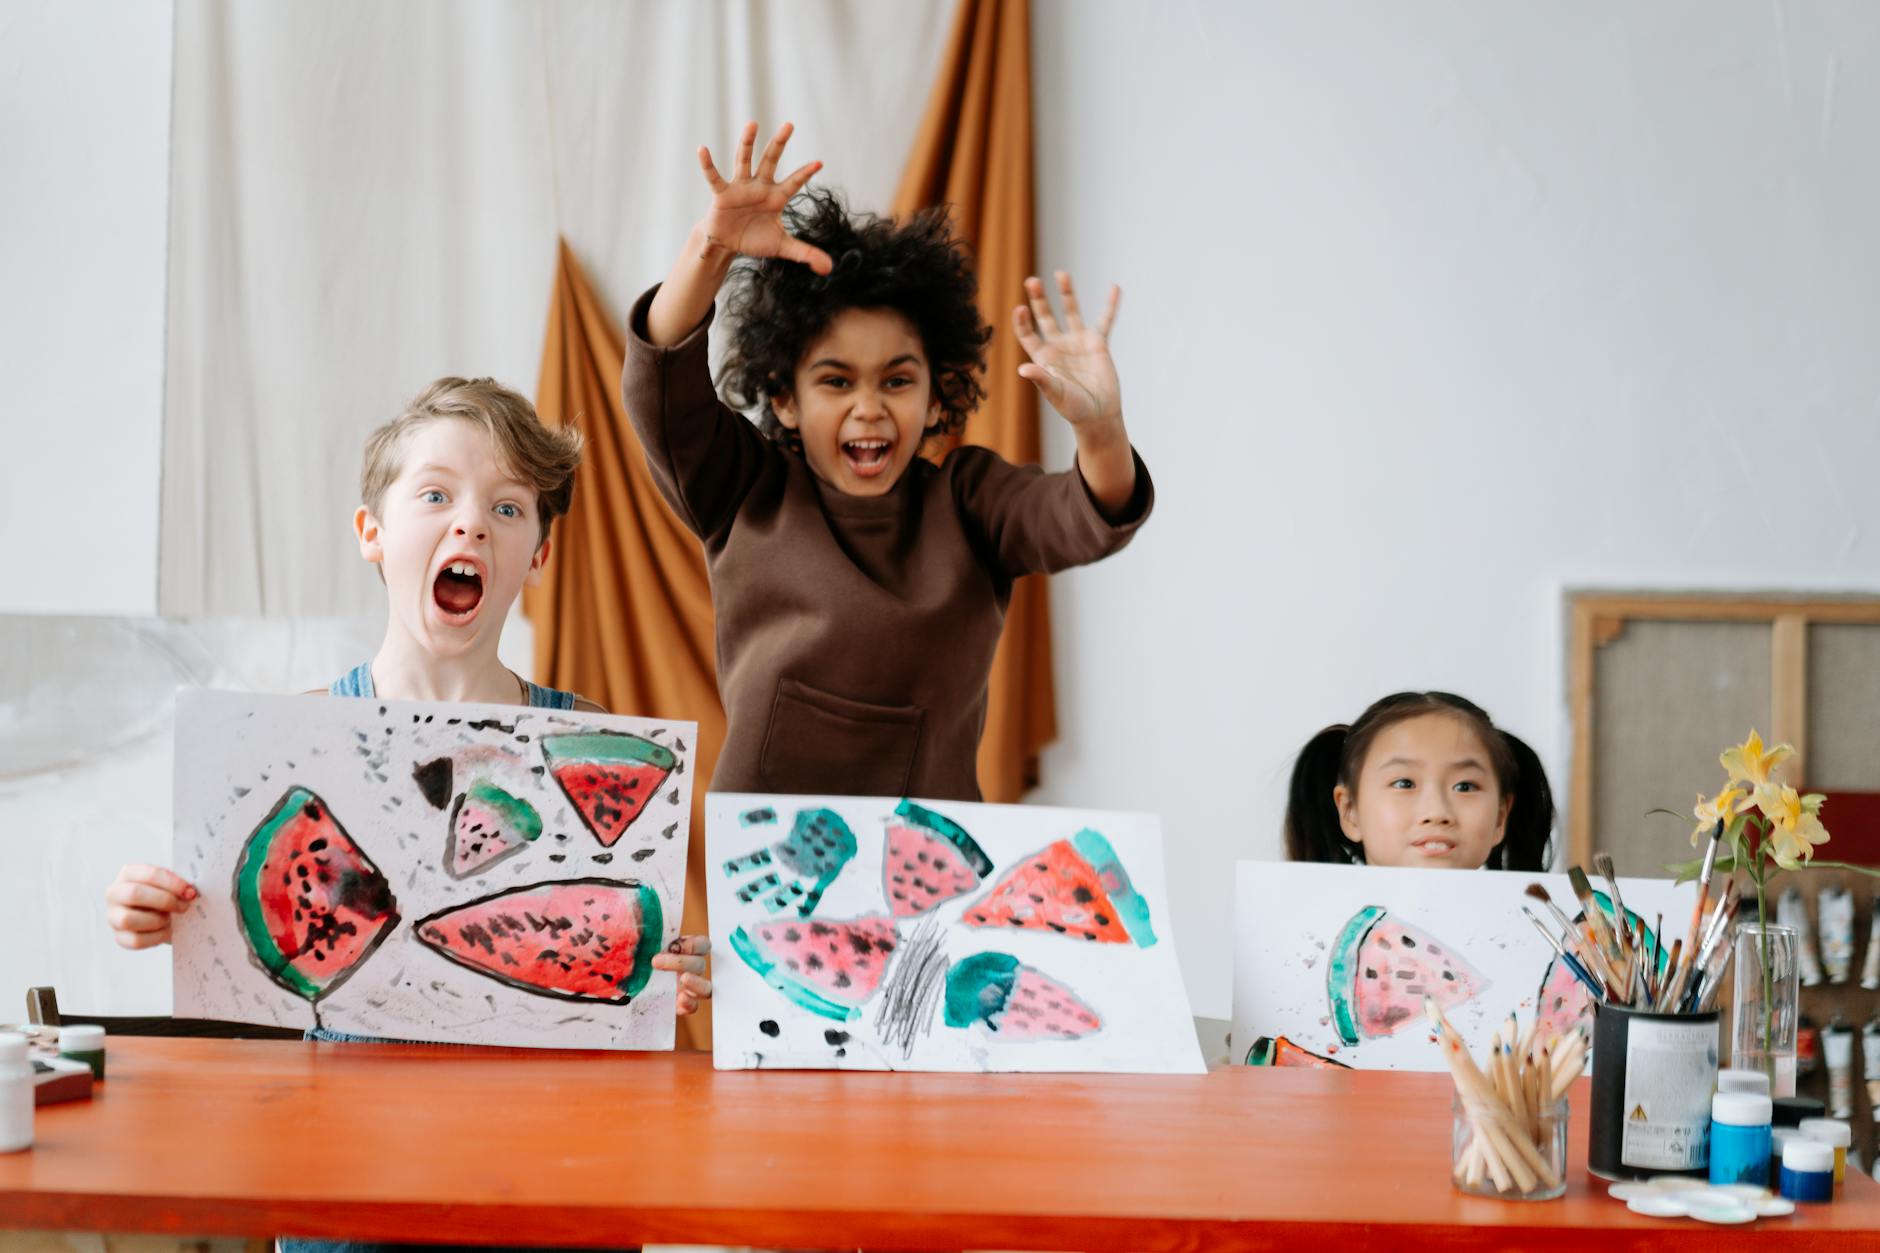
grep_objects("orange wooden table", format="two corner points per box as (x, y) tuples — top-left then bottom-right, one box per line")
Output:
(3, 1037), (1879, 1250)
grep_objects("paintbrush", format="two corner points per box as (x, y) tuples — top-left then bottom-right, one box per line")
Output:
(1593, 852), (1633, 961)
(1676, 819), (1728, 1001)
(1683, 893), (1743, 1013)
(1521, 905), (1605, 999)
(1668, 882), (1739, 1010)
(1569, 865), (1626, 970)
(1526, 883), (1620, 997)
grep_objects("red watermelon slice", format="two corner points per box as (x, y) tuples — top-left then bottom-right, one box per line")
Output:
(542, 732), (677, 848)
(446, 779), (543, 878)
(961, 829), (1157, 946)
(730, 914), (897, 1021)
(884, 800), (993, 918)
(1244, 1035), (1350, 1069)
(234, 786), (400, 1005)
(1326, 905), (1485, 1047)
(413, 877), (664, 1003)
(943, 951), (1101, 1040)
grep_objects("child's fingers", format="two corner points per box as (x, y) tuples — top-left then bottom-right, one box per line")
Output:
(652, 952), (709, 976)
(676, 991), (700, 1017)
(781, 236), (835, 275)
(108, 904), (175, 936)
(1098, 284), (1122, 338)
(106, 881), (190, 915)
(776, 159), (823, 201)
(755, 121), (793, 181)
(734, 121), (759, 180)
(1012, 306), (1046, 359)
(1055, 271), (1085, 332)
(112, 926), (171, 952)
(1024, 277), (1061, 338)
(1017, 362), (1065, 405)
(697, 146), (730, 194)
(668, 934), (712, 957)
(679, 972), (713, 999)
(120, 863), (199, 900)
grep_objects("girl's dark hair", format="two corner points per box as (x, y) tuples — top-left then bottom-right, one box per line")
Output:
(1283, 691), (1555, 872)
(717, 187), (991, 446)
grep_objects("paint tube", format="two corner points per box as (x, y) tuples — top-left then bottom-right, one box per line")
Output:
(1825, 1023), (1855, 1120)
(1864, 1020), (1880, 1114)
(1780, 888), (1825, 987)
(1819, 887), (1855, 984)
(1862, 895), (1880, 990)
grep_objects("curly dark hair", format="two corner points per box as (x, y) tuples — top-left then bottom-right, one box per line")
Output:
(718, 188), (991, 446)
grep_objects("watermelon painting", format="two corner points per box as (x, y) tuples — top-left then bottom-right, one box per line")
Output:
(961, 829), (1157, 947)
(722, 807), (857, 917)
(1244, 1035), (1350, 1069)
(542, 732), (677, 848)
(884, 800), (993, 917)
(445, 779), (543, 878)
(730, 914), (897, 1021)
(1534, 890), (1662, 1045)
(943, 952), (1102, 1041)
(233, 786), (400, 1010)
(413, 878), (665, 1003)
(1326, 905), (1485, 1047)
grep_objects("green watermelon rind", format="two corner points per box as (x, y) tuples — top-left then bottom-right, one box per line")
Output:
(729, 925), (861, 1022)
(463, 779), (543, 843)
(1070, 829), (1158, 948)
(894, 800), (994, 878)
(943, 951), (1021, 1029)
(540, 732), (678, 772)
(412, 877), (665, 1003)
(233, 786), (396, 1005)
(1326, 904), (1387, 1048)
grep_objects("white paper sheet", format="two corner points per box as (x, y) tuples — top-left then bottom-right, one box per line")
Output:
(172, 688), (694, 1049)
(1231, 861), (1691, 1070)
(707, 793), (1205, 1073)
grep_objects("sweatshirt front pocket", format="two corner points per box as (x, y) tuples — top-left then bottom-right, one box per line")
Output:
(759, 678), (925, 797)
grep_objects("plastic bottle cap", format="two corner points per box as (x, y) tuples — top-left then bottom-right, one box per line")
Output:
(1712, 1092), (1774, 1126)
(1717, 1068), (1772, 1095)
(59, 1026), (105, 1051)
(1799, 1118), (1852, 1148)
(0, 1034), (25, 1065)
(1783, 1139), (1835, 1173)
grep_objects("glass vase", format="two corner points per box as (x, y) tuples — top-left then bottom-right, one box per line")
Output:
(1732, 922), (1800, 1098)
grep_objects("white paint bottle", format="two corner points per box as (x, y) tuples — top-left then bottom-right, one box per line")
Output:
(0, 1032), (34, 1153)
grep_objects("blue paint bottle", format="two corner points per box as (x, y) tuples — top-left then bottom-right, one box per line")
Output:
(1780, 1138), (1836, 1203)
(1710, 1092), (1773, 1186)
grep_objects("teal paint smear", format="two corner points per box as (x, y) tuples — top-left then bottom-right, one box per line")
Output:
(1071, 829), (1158, 948)
(1326, 905), (1387, 1048)
(944, 952), (1021, 1029)
(464, 779), (542, 843)
(895, 799), (993, 877)
(541, 732), (677, 771)
(730, 926), (860, 1022)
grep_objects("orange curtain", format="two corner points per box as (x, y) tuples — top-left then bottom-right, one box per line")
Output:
(525, 239), (725, 1050)
(891, 0), (1053, 802)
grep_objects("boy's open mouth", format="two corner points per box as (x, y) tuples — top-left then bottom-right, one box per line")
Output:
(841, 437), (894, 478)
(433, 560), (485, 621)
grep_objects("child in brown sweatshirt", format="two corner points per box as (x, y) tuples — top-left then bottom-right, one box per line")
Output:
(627, 122), (1153, 802)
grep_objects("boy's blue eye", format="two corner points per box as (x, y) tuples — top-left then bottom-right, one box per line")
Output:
(421, 490), (447, 504)
(495, 503), (521, 519)
(1388, 778), (1414, 790)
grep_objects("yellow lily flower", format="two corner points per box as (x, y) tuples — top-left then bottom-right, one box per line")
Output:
(1721, 730), (1794, 788)
(1691, 785), (1749, 844)
(1752, 782), (1831, 869)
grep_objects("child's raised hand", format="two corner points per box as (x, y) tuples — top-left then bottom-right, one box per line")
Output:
(104, 864), (198, 950)
(695, 121), (832, 275)
(1014, 272), (1124, 430)
(653, 934), (713, 1017)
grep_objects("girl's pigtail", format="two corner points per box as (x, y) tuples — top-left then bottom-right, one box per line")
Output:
(1284, 726), (1360, 864)
(1490, 730), (1556, 872)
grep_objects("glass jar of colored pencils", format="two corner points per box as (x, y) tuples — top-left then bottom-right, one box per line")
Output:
(1452, 1093), (1569, 1200)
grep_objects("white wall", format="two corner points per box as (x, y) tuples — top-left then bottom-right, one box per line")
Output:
(1030, 1), (1880, 1017)
(0, 0), (172, 615)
